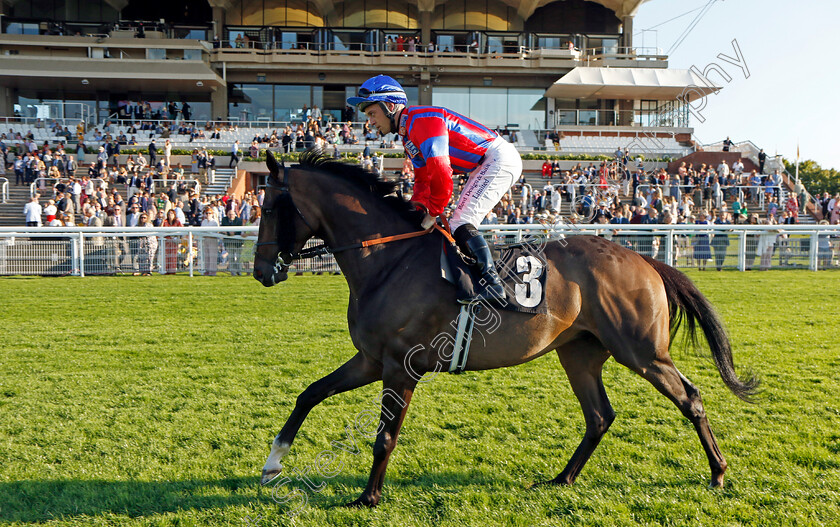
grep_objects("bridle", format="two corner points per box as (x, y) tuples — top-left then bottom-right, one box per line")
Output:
(254, 165), (315, 271)
(254, 163), (455, 273)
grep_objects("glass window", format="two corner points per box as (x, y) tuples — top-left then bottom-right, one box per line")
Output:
(444, 1), (466, 30)
(240, 0), (265, 26)
(343, 2), (365, 27)
(178, 29), (207, 40)
(188, 102), (212, 122)
(387, 3), (418, 29)
(183, 49), (202, 60)
(273, 85), (311, 122)
(486, 36), (502, 55)
(229, 84), (273, 122)
(404, 86), (419, 107)
(470, 87), (507, 129)
(279, 31), (298, 49)
(147, 49), (166, 60)
(288, 0), (320, 26)
(16, 97), (41, 119)
(537, 36), (563, 50)
(432, 87), (470, 115)
(331, 30), (366, 51)
(436, 35), (455, 53)
(507, 89), (544, 130)
(556, 110), (576, 126)
(465, 0), (486, 30)
(432, 87), (545, 129)
(366, 0), (387, 27)
(4, 23), (40, 35)
(486, 1), (511, 31)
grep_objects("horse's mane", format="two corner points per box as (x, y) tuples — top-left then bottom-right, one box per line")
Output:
(296, 150), (416, 218)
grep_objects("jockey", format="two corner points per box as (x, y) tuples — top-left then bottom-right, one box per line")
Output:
(348, 75), (522, 305)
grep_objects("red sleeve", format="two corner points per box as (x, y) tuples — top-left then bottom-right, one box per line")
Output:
(413, 160), (453, 216)
(408, 115), (453, 216)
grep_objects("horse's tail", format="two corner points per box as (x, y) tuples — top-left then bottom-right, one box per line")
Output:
(642, 256), (759, 402)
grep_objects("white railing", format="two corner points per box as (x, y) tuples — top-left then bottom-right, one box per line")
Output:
(1, 224), (839, 275)
(0, 177), (8, 203)
(213, 40), (660, 60)
(482, 223), (840, 271)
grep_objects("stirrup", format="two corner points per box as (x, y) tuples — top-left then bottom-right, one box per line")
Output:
(457, 282), (506, 306)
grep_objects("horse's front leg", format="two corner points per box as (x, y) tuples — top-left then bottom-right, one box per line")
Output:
(261, 352), (381, 485)
(346, 359), (417, 508)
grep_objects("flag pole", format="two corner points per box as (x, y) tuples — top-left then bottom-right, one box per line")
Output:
(795, 141), (800, 185)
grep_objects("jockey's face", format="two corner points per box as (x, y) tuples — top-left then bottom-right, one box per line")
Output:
(364, 102), (396, 135)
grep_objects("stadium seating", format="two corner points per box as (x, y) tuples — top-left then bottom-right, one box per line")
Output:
(556, 134), (691, 157)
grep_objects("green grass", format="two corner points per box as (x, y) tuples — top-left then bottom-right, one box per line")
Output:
(1, 271), (839, 526)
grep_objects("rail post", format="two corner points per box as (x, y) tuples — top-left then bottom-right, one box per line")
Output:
(77, 232), (85, 277)
(810, 232), (819, 271)
(188, 231), (194, 277)
(665, 229), (674, 267)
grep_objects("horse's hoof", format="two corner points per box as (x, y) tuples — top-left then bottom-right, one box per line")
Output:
(344, 496), (378, 508)
(531, 477), (571, 489)
(260, 469), (283, 486)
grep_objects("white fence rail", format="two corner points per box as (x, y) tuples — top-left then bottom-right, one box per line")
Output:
(0, 224), (839, 276)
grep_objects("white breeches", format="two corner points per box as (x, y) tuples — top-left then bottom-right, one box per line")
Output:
(450, 136), (522, 232)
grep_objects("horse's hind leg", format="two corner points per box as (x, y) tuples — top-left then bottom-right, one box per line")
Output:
(540, 337), (613, 486)
(612, 344), (728, 487)
(261, 352), (382, 485)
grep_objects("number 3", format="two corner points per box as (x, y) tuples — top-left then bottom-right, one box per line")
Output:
(514, 256), (544, 308)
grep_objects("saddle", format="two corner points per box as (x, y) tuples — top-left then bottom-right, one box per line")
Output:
(440, 234), (548, 315)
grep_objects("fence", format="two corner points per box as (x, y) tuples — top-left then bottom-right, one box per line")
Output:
(0, 177), (8, 203)
(0, 224), (839, 276)
(0, 227), (340, 277)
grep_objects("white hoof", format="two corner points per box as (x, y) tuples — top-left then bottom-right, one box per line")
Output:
(261, 439), (290, 485)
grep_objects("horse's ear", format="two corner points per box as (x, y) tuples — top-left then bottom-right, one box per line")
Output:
(266, 150), (283, 178)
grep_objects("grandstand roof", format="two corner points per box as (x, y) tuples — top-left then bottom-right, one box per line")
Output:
(544, 67), (721, 102)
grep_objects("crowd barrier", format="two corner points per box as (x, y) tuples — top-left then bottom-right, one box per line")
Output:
(0, 224), (838, 276)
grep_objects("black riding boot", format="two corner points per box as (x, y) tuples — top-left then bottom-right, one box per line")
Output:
(454, 225), (506, 305)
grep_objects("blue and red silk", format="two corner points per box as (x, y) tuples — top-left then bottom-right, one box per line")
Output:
(400, 106), (498, 216)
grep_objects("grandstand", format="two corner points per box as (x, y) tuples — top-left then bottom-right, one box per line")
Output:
(0, 0), (819, 227)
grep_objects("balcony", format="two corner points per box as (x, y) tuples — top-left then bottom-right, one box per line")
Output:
(0, 34), (224, 93)
(210, 41), (667, 73)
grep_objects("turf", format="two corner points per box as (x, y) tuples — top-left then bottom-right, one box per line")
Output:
(1, 271), (838, 526)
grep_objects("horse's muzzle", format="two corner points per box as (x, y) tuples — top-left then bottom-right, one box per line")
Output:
(253, 260), (289, 287)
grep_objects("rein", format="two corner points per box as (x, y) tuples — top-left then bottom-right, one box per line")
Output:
(255, 165), (455, 266)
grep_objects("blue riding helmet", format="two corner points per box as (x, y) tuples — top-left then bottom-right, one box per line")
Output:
(347, 75), (407, 110)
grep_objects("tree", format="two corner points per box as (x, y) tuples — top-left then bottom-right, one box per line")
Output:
(783, 158), (840, 196)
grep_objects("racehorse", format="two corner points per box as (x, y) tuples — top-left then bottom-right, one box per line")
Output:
(252, 150), (758, 508)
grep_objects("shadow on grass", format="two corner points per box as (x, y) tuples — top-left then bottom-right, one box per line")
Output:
(0, 477), (266, 523)
(0, 470), (712, 521)
(0, 471), (478, 522)
(0, 468), (537, 522)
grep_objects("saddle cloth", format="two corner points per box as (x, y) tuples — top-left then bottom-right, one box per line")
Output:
(440, 239), (549, 314)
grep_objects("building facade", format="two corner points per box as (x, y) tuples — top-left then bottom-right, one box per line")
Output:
(0, 0), (711, 141)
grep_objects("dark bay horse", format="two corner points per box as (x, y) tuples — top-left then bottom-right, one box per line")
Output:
(252, 151), (758, 508)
